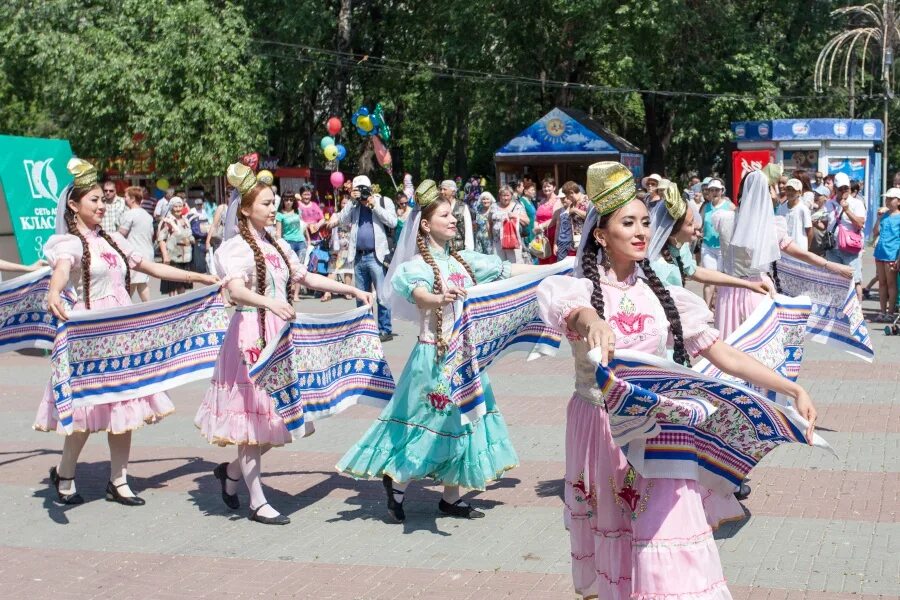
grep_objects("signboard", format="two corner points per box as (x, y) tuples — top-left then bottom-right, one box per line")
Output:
(828, 158), (867, 188)
(620, 153), (644, 179)
(783, 150), (819, 174)
(0, 135), (74, 263)
(496, 107), (617, 155)
(731, 150), (772, 202)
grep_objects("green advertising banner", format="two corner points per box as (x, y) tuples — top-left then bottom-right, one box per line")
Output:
(0, 135), (74, 263)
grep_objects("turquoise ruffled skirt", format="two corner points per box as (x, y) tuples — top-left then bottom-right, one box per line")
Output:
(336, 342), (519, 490)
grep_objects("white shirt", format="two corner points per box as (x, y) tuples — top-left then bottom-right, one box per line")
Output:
(776, 201), (812, 251)
(824, 196), (866, 233)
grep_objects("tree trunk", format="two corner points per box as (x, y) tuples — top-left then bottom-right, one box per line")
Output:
(431, 105), (455, 177)
(454, 99), (470, 178)
(330, 0), (352, 117)
(642, 94), (676, 175)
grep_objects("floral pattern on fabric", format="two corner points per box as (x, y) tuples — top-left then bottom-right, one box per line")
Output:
(570, 471), (598, 518)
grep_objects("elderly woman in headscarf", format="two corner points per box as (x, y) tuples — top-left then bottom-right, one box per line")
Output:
(648, 180), (776, 295)
(472, 190), (497, 254)
(713, 168), (853, 338)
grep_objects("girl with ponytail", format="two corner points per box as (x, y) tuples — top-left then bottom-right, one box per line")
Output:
(37, 158), (218, 508)
(536, 162), (819, 599)
(337, 179), (546, 523)
(194, 163), (370, 526)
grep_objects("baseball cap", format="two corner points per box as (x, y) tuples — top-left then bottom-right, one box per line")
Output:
(701, 177), (712, 187)
(885, 187), (900, 199)
(707, 179), (725, 190)
(813, 185), (830, 197)
(833, 172), (851, 188)
(352, 175), (371, 188)
(784, 178), (802, 192)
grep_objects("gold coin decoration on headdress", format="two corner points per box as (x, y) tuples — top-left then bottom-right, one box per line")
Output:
(226, 163), (258, 197)
(663, 181), (686, 221)
(66, 158), (98, 191)
(256, 169), (274, 185)
(415, 179), (440, 208)
(586, 162), (637, 216)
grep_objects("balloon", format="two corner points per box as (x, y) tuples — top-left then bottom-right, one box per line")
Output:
(323, 144), (338, 160)
(320, 136), (335, 150)
(257, 170), (274, 185)
(330, 171), (345, 188)
(357, 116), (374, 132)
(372, 136), (393, 174)
(327, 117), (342, 136)
(155, 178), (169, 192)
(336, 144), (347, 160)
(372, 103), (391, 142)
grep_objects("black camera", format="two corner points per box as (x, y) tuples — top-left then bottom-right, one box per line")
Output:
(356, 185), (372, 201)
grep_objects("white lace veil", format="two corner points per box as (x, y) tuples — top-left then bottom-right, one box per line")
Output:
(731, 170), (781, 270)
(383, 205), (423, 322)
(222, 189), (241, 242)
(55, 184), (74, 234)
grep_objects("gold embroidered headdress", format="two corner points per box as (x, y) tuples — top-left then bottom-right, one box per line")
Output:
(226, 162), (257, 197)
(663, 180), (686, 221)
(415, 179), (440, 208)
(586, 162), (637, 216)
(67, 158), (98, 191)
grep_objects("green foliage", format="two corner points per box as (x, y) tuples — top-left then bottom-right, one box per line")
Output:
(0, 0), (895, 181)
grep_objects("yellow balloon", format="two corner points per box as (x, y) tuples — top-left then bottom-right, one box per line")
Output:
(358, 115), (374, 132)
(323, 144), (338, 160)
(257, 169), (274, 185)
(155, 178), (169, 191)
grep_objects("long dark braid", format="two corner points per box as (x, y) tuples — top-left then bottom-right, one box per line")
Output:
(96, 227), (131, 297)
(641, 258), (689, 366)
(416, 233), (448, 360)
(239, 215), (269, 347)
(263, 230), (294, 301)
(769, 261), (783, 293)
(580, 234), (606, 320)
(65, 210), (93, 310)
(661, 244), (687, 285)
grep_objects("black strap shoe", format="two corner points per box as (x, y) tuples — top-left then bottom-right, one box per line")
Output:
(382, 475), (406, 522)
(734, 482), (752, 501)
(213, 462), (240, 509)
(439, 498), (484, 519)
(49, 466), (83, 505)
(105, 481), (146, 506)
(248, 503), (290, 525)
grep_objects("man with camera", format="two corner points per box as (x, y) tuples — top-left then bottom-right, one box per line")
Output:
(332, 175), (398, 342)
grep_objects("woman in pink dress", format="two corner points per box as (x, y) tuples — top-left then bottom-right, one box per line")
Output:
(39, 158), (218, 506)
(533, 177), (561, 264)
(537, 162), (819, 599)
(713, 169), (853, 338)
(194, 164), (370, 525)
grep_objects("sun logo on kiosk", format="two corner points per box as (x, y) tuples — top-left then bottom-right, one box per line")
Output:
(23, 158), (61, 204)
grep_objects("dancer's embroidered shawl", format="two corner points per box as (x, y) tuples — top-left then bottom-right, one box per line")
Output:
(248, 305), (394, 434)
(445, 259), (574, 424)
(694, 294), (811, 403)
(0, 268), (73, 352)
(50, 285), (228, 433)
(776, 255), (873, 361)
(593, 349), (832, 494)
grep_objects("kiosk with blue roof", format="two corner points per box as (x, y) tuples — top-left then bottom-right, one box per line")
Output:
(494, 107), (643, 185)
(731, 118), (883, 235)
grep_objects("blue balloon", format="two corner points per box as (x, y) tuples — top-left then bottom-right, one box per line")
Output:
(336, 144), (347, 160)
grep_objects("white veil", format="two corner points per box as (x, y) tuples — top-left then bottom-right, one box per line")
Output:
(55, 184), (74, 234)
(574, 207), (600, 278)
(647, 200), (675, 262)
(222, 189), (241, 242)
(383, 205), (423, 322)
(731, 170), (781, 270)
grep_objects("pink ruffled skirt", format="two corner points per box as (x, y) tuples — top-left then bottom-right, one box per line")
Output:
(194, 310), (293, 447)
(33, 292), (174, 434)
(714, 274), (772, 340)
(565, 394), (735, 600)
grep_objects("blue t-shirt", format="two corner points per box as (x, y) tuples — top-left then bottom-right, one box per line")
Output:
(874, 212), (900, 261)
(356, 204), (376, 251)
(702, 199), (734, 249)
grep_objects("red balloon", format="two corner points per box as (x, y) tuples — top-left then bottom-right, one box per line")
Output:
(330, 171), (345, 188)
(327, 117), (342, 136)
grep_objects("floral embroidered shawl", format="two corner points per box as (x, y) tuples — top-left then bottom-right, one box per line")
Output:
(0, 268), (73, 352)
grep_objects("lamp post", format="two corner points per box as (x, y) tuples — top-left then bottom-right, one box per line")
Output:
(885, 46), (893, 198)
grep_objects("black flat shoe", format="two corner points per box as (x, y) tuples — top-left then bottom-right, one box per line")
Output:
(734, 482), (752, 501)
(382, 475), (406, 522)
(105, 481), (146, 506)
(213, 462), (240, 510)
(438, 498), (484, 519)
(379, 333), (395, 343)
(49, 467), (83, 505)
(248, 503), (290, 525)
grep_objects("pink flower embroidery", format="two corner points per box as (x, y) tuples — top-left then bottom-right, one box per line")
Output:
(448, 272), (467, 289)
(100, 251), (120, 269)
(609, 312), (653, 336)
(265, 253), (283, 270)
(244, 346), (262, 365)
(616, 485), (641, 513)
(427, 391), (451, 411)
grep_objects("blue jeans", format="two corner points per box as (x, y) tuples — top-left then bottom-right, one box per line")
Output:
(287, 240), (307, 262)
(354, 252), (392, 334)
(825, 247), (863, 283)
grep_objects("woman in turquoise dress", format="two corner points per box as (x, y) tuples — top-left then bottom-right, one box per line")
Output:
(337, 179), (542, 522)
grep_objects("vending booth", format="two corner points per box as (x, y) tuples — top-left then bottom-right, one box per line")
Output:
(731, 118), (883, 236)
(494, 107), (643, 185)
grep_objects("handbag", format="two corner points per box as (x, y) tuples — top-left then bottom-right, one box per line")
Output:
(527, 233), (552, 259)
(501, 216), (519, 249)
(833, 206), (863, 253)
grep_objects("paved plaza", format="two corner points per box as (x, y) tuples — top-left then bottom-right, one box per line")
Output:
(0, 272), (897, 599)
